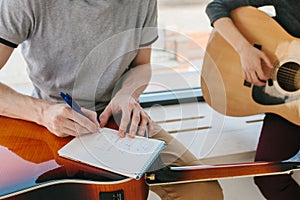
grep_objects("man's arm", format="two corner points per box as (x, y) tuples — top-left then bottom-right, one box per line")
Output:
(99, 46), (153, 138)
(213, 17), (273, 86)
(0, 43), (99, 137)
(0, 43), (45, 124)
(116, 47), (152, 101)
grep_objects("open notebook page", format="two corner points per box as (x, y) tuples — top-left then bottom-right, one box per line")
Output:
(58, 128), (166, 179)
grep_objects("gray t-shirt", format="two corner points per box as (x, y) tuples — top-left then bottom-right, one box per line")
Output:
(0, 0), (158, 111)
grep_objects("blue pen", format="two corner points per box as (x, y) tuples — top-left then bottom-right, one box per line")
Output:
(60, 92), (89, 118)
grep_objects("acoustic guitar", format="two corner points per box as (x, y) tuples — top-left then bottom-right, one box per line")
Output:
(0, 116), (148, 200)
(201, 6), (300, 125)
(1, 116), (300, 200)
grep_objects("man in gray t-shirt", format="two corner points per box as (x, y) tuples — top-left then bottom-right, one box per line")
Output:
(0, 0), (158, 136)
(0, 0), (223, 199)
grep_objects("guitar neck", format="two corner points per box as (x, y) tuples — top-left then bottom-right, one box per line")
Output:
(146, 161), (300, 186)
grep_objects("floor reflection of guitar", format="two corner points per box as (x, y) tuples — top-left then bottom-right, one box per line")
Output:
(1, 116), (300, 200)
(201, 6), (300, 125)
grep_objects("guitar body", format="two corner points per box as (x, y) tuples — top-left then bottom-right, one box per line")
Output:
(2, 181), (146, 200)
(0, 117), (148, 200)
(201, 6), (300, 125)
(1, 115), (300, 199)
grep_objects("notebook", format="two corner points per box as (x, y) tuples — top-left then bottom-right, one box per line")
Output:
(58, 127), (166, 180)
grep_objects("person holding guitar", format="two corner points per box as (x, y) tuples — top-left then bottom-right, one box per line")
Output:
(206, 0), (300, 199)
(0, 0), (224, 199)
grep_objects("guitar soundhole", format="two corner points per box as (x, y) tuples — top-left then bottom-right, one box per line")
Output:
(277, 62), (300, 92)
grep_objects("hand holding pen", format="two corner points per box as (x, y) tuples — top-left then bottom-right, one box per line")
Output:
(47, 92), (99, 137)
(60, 92), (90, 118)
(60, 92), (151, 138)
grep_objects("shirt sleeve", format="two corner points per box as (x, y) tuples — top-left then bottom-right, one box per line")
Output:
(140, 0), (158, 47)
(0, 0), (33, 47)
(205, 0), (273, 27)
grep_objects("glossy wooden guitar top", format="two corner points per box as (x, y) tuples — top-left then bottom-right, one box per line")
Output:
(0, 116), (148, 200)
(1, 115), (300, 199)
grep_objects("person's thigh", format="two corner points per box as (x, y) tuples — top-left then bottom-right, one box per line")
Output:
(150, 123), (223, 200)
(254, 114), (300, 200)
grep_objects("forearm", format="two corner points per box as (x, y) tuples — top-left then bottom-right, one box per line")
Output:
(213, 17), (273, 86)
(213, 17), (252, 54)
(116, 64), (151, 100)
(99, 47), (152, 136)
(0, 82), (51, 124)
(100, 64), (152, 137)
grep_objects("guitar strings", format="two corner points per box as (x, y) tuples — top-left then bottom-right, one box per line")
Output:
(275, 66), (300, 88)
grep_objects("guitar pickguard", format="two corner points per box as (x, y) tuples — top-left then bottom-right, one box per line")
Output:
(252, 85), (292, 105)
